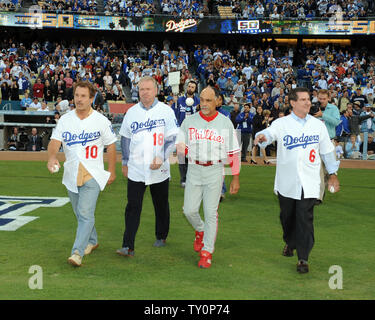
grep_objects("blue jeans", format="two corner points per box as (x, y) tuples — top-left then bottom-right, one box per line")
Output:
(67, 178), (101, 257)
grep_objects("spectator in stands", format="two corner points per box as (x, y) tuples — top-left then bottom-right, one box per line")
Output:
(43, 80), (54, 102)
(33, 78), (45, 99)
(27, 128), (43, 152)
(37, 101), (50, 112)
(55, 96), (70, 114)
(20, 92), (33, 110)
(351, 87), (368, 108)
(334, 138), (344, 159)
(1, 81), (10, 101)
(360, 134), (375, 160)
(29, 97), (42, 110)
(360, 104), (375, 134)
(336, 109), (351, 142)
(7, 127), (19, 151)
(230, 102), (240, 127)
(236, 103), (253, 162)
(250, 105), (269, 164)
(345, 134), (361, 159)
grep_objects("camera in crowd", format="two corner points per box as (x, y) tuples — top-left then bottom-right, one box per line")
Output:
(309, 101), (321, 115)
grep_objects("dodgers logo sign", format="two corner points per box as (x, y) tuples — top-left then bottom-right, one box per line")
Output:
(0, 196), (70, 231)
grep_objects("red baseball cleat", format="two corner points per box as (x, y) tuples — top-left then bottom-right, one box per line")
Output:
(193, 231), (204, 252)
(198, 250), (212, 268)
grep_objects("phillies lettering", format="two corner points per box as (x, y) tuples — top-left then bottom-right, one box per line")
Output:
(188, 128), (224, 143)
(283, 134), (319, 150)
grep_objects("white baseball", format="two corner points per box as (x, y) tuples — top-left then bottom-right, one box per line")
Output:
(185, 97), (194, 107)
(329, 186), (335, 193)
(52, 164), (59, 173)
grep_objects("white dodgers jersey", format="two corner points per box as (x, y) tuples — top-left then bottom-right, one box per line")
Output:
(51, 109), (117, 193)
(119, 101), (178, 185)
(267, 114), (334, 199)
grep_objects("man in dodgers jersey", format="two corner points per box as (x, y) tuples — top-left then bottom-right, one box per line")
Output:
(254, 87), (340, 273)
(117, 77), (178, 257)
(47, 81), (117, 267)
(176, 86), (240, 269)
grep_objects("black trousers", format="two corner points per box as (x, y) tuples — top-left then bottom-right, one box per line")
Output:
(122, 178), (170, 250)
(278, 190), (316, 261)
(241, 132), (250, 161)
(178, 163), (188, 184)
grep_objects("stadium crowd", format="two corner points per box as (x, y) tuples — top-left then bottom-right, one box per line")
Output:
(215, 0), (374, 19)
(1, 37), (374, 157)
(2, 0), (374, 18)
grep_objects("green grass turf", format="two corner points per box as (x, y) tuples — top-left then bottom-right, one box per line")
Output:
(0, 161), (374, 300)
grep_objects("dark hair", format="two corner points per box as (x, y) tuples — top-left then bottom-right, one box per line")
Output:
(188, 80), (198, 92)
(288, 87), (310, 102)
(73, 81), (97, 98)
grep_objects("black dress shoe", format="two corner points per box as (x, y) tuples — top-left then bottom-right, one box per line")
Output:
(297, 260), (309, 274)
(282, 244), (294, 257)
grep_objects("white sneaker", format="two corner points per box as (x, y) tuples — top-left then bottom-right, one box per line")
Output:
(68, 251), (82, 267)
(84, 243), (99, 255)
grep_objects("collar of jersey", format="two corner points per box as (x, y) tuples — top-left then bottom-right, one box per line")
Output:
(199, 111), (219, 122)
(291, 111), (311, 126)
(140, 98), (158, 110)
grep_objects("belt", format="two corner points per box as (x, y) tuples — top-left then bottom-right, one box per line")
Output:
(194, 160), (222, 166)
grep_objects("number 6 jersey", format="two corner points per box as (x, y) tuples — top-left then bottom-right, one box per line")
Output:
(259, 114), (334, 199)
(51, 109), (117, 193)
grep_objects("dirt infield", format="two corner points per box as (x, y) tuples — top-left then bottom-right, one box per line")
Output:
(0, 151), (374, 169)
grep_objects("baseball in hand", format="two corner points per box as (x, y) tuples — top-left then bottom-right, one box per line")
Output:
(185, 97), (194, 106)
(52, 164), (59, 173)
(329, 186), (335, 193)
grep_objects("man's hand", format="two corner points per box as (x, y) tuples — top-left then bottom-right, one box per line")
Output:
(254, 134), (267, 146)
(313, 109), (323, 118)
(150, 156), (163, 170)
(107, 171), (116, 185)
(122, 165), (128, 178)
(176, 142), (186, 156)
(47, 158), (60, 173)
(327, 174), (340, 193)
(229, 175), (240, 195)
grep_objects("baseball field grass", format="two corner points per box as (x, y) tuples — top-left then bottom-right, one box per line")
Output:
(0, 160), (374, 300)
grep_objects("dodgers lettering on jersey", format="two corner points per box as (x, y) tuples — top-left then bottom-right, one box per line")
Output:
(130, 118), (166, 134)
(62, 130), (101, 146)
(283, 133), (319, 150)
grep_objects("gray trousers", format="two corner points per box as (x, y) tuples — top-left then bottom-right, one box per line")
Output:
(183, 163), (224, 254)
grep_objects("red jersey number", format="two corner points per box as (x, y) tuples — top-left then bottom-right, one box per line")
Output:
(85, 145), (98, 159)
(309, 149), (316, 163)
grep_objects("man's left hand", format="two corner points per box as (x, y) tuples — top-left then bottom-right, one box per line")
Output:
(107, 172), (116, 185)
(313, 109), (323, 118)
(150, 156), (163, 170)
(327, 174), (340, 193)
(229, 175), (240, 194)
